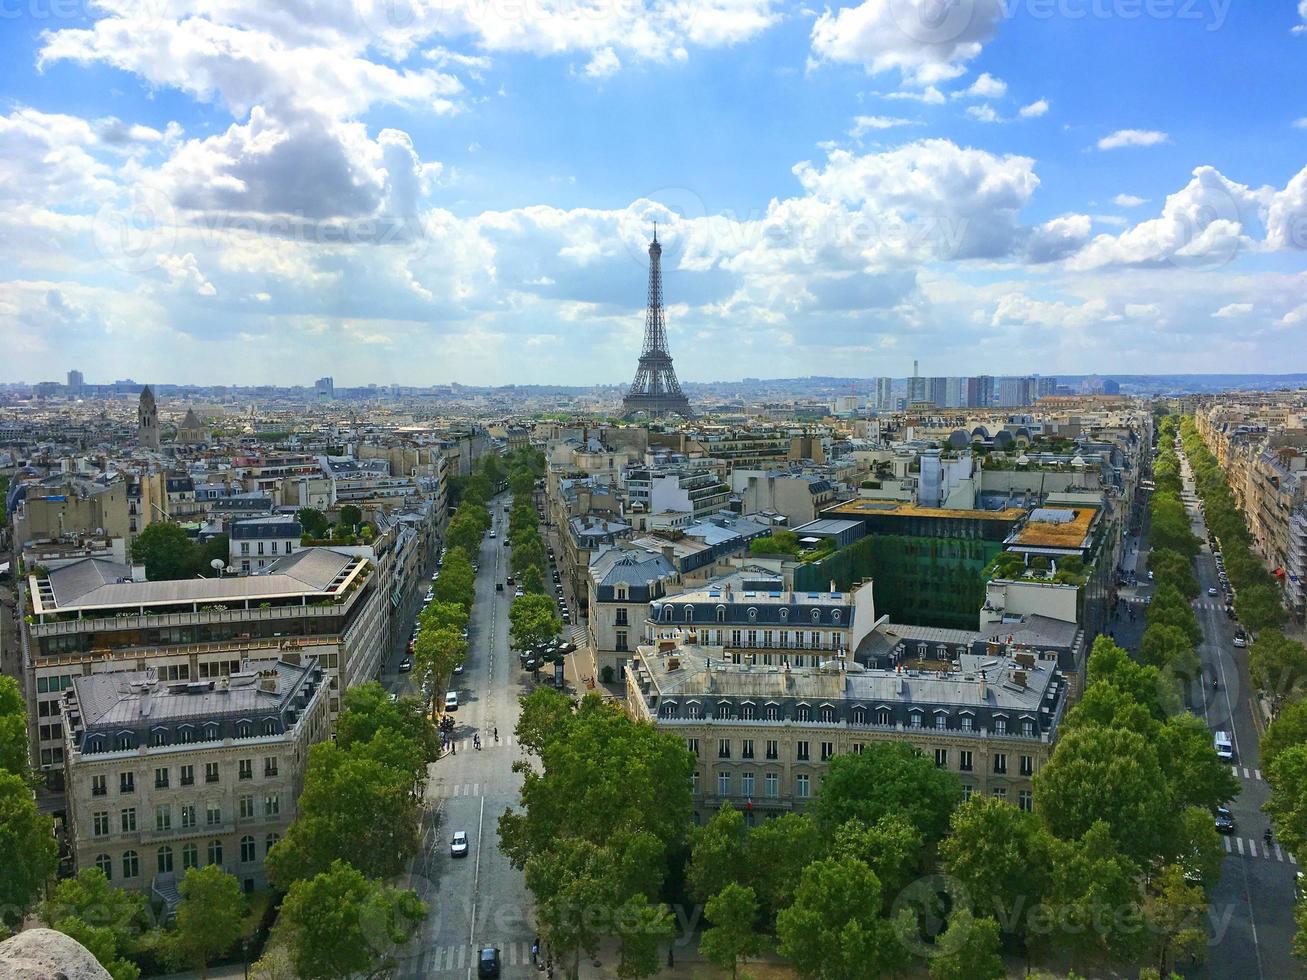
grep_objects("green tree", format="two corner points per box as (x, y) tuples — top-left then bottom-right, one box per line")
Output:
(521, 563), (546, 595)
(1040, 822), (1145, 960)
(743, 813), (825, 928)
(334, 682), (438, 775)
(1139, 623), (1193, 671)
(339, 504), (363, 530)
(280, 860), (426, 980)
(1250, 630), (1307, 701)
(1263, 700), (1307, 770)
(1267, 743), (1307, 858)
(1155, 714), (1239, 813)
(687, 805), (747, 904)
(52, 917), (141, 980)
(418, 599), (467, 634)
(266, 742), (419, 888)
(1237, 583), (1287, 633)
(42, 868), (149, 957)
(1035, 724), (1171, 867)
(514, 685), (576, 755)
(940, 796), (1051, 943)
(0, 676), (30, 778)
(0, 770), (58, 930)
(413, 626), (467, 710)
(614, 896), (675, 979)
(776, 855), (911, 980)
(1144, 864), (1208, 975)
(168, 865), (244, 978)
(433, 548), (476, 610)
(812, 741), (960, 841)
(829, 813), (923, 907)
(297, 507), (329, 539)
(701, 883), (765, 979)
(131, 522), (201, 580)
(509, 593), (562, 651)
(928, 908), (1005, 980)
(1085, 636), (1178, 720)
(446, 512), (484, 557)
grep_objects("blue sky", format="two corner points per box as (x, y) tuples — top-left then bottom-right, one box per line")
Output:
(1, 0), (1305, 386)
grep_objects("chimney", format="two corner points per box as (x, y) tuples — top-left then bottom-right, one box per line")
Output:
(130, 562), (147, 582)
(978, 669), (988, 701)
(661, 545), (675, 564)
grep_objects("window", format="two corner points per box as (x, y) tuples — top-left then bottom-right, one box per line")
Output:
(876, 708), (891, 726)
(715, 702), (731, 720)
(741, 739), (754, 760)
(266, 833), (280, 853)
(960, 715), (974, 731)
(992, 787), (1008, 800)
(150, 728), (168, 747)
(747, 607), (757, 621)
(686, 738), (699, 757)
(994, 718), (1007, 736)
(684, 606), (694, 622)
(93, 811), (110, 837)
(182, 843), (199, 869)
(157, 846), (173, 874)
(819, 705), (835, 723)
(765, 740), (778, 761)
(741, 772), (755, 797)
(935, 714), (947, 730)
(795, 704), (812, 723)
(119, 771), (134, 793)
(691, 770), (699, 794)
(91, 775), (107, 797)
(718, 772), (731, 797)
(178, 726), (195, 744)
(852, 742), (865, 755)
(180, 804), (196, 829)
(208, 840), (223, 866)
(205, 762), (220, 783)
(718, 739), (731, 760)
(236, 720), (253, 739)
(740, 703), (756, 721)
(239, 759), (253, 780)
(764, 703), (780, 721)
(1020, 755), (1034, 777)
(264, 794), (280, 817)
(120, 808), (136, 833)
(820, 741), (834, 761)
(615, 608), (628, 626)
(240, 795), (255, 820)
(240, 542), (250, 556)
(95, 853), (112, 879)
(961, 784), (973, 801)
(264, 757), (279, 777)
(180, 765), (194, 786)
(153, 766), (169, 789)
(909, 711), (922, 729)
(1018, 790), (1033, 812)
(764, 772), (779, 798)
(959, 750), (973, 772)
(993, 753), (1007, 775)
(155, 805), (171, 831)
(122, 851), (139, 879)
(851, 706), (866, 726)
(241, 836), (256, 863)
(796, 774), (810, 798)
(796, 741), (810, 762)
(934, 748), (948, 768)
(615, 630), (628, 652)
(262, 719), (278, 737)
(114, 732), (132, 751)
(1022, 719), (1034, 737)
(207, 803), (222, 826)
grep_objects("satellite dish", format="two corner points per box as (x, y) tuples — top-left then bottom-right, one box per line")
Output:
(210, 558), (225, 575)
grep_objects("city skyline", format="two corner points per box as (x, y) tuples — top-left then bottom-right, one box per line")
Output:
(2, 5), (1305, 384)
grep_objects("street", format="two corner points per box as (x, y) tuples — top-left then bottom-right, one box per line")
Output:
(389, 496), (542, 979)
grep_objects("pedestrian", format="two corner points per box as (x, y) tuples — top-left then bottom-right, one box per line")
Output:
(493, 727), (499, 742)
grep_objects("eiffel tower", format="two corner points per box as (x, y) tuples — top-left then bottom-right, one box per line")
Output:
(622, 227), (693, 419)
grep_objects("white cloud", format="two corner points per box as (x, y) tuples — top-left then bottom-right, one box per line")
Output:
(1280, 304), (1307, 326)
(1213, 303), (1253, 318)
(1113, 193), (1147, 208)
(966, 104), (1000, 123)
(157, 251), (217, 296)
(1295, 0), (1307, 34)
(958, 72), (1006, 99)
(1018, 98), (1049, 119)
(1024, 214), (1092, 263)
(583, 47), (622, 79)
(810, 0), (1006, 86)
(1097, 129), (1170, 150)
(1294, 118), (1307, 130)
(879, 86), (947, 104)
(849, 115), (917, 137)
(1265, 165), (1307, 251)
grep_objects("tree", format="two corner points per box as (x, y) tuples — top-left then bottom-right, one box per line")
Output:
(432, 548), (476, 610)
(700, 883), (765, 979)
(928, 908), (1005, 980)
(446, 512), (484, 557)
(280, 860), (425, 980)
(0, 770), (58, 930)
(521, 563), (546, 595)
(266, 742), (419, 888)
(418, 599), (467, 634)
(41, 868), (149, 959)
(1237, 583), (1287, 633)
(413, 626), (467, 709)
(1035, 724), (1171, 867)
(1040, 822), (1145, 960)
(829, 813), (923, 907)
(509, 593), (562, 651)
(0, 676), (29, 778)
(743, 812), (825, 928)
(1154, 714), (1239, 814)
(940, 796), (1051, 943)
(614, 896), (675, 979)
(513, 685), (576, 755)
(131, 522), (201, 580)
(168, 865), (244, 978)
(1266, 743), (1307, 858)
(334, 682), (438, 776)
(812, 741), (960, 841)
(297, 507), (329, 539)
(339, 504), (363, 530)
(52, 917), (141, 980)
(1250, 630), (1307, 701)
(1263, 700), (1307, 771)
(1138, 624), (1193, 671)
(1144, 864), (1208, 975)
(1085, 636), (1177, 720)
(776, 855), (911, 980)
(687, 805), (747, 904)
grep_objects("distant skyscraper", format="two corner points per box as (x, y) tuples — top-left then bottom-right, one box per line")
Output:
(314, 377), (334, 400)
(926, 377), (949, 407)
(138, 386), (160, 449)
(623, 229), (692, 419)
(967, 375), (994, 408)
(945, 376), (965, 409)
(874, 377), (894, 411)
(997, 377), (1037, 407)
(907, 360), (926, 404)
(1035, 377), (1058, 400)
(66, 369), (84, 393)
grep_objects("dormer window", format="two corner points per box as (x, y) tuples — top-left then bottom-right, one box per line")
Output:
(263, 718), (279, 736)
(795, 703), (812, 723)
(659, 701), (678, 719)
(779, 608), (789, 621)
(819, 705), (835, 723)
(150, 728), (168, 747)
(236, 720), (253, 739)
(661, 605), (673, 621)
(715, 701), (731, 720)
(811, 609), (821, 622)
(203, 723), (220, 741)
(831, 610), (841, 623)
(747, 607), (758, 622)
(684, 606), (694, 622)
(114, 732), (133, 751)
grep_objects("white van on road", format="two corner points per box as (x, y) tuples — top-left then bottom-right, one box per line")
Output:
(1214, 731), (1234, 763)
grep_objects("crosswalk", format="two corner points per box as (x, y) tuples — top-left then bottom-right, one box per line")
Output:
(435, 782), (485, 798)
(439, 733), (519, 755)
(1224, 835), (1297, 863)
(1233, 765), (1264, 782)
(403, 941), (536, 976)
(1192, 600), (1232, 610)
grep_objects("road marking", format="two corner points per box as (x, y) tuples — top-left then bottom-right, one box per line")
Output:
(1254, 768), (1262, 781)
(1250, 839), (1258, 858)
(1237, 837), (1245, 856)
(1225, 836), (1233, 853)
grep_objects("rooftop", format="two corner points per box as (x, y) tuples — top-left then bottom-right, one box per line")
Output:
(1008, 504), (1099, 550)
(826, 500), (1026, 522)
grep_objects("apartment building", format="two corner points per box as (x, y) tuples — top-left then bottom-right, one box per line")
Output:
(626, 637), (1066, 819)
(229, 516), (302, 573)
(586, 547), (678, 676)
(21, 548), (385, 784)
(61, 657), (330, 897)
(624, 466), (732, 520)
(729, 470), (836, 527)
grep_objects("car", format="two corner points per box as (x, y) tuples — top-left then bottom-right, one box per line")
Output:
(450, 831), (470, 857)
(524, 656), (539, 672)
(496, 582), (504, 592)
(425, 592), (435, 603)
(389, 692), (398, 703)
(477, 947), (501, 978)
(444, 691), (459, 711)
(398, 658), (412, 672)
(489, 530), (496, 538)
(431, 572), (439, 581)
(1297, 871), (1305, 903)
(515, 588), (525, 598)
(506, 576), (515, 586)
(454, 662), (465, 673)
(1208, 587), (1219, 596)
(1148, 570), (1154, 581)
(1233, 635), (1246, 648)
(1214, 807), (1235, 834)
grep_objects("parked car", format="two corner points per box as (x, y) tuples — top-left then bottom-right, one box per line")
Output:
(477, 947), (501, 978)
(1207, 587), (1219, 596)
(515, 588), (525, 598)
(454, 662), (465, 673)
(1214, 807), (1235, 834)
(444, 691), (459, 711)
(489, 530), (496, 538)
(450, 831), (470, 858)
(398, 658), (412, 672)
(506, 576), (515, 586)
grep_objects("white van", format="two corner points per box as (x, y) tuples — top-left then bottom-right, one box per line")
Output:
(444, 691), (459, 712)
(1214, 731), (1234, 763)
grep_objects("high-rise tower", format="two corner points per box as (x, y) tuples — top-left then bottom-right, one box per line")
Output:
(138, 386), (160, 449)
(622, 228), (693, 419)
